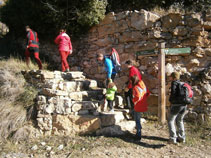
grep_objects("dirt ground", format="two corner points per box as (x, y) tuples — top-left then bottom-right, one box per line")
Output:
(0, 121), (210, 158)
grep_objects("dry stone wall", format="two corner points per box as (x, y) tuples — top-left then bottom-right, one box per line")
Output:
(73, 9), (211, 120)
(22, 70), (136, 136)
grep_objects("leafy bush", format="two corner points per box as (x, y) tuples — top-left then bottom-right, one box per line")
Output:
(0, 0), (107, 39)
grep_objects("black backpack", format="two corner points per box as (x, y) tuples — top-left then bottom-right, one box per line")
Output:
(170, 81), (194, 104)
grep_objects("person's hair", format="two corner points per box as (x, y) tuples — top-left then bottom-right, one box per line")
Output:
(96, 53), (103, 58)
(108, 82), (115, 89)
(171, 72), (180, 80)
(25, 25), (30, 29)
(131, 75), (140, 87)
(60, 29), (66, 33)
(125, 60), (133, 66)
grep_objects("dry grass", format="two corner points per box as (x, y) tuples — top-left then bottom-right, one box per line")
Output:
(0, 57), (45, 141)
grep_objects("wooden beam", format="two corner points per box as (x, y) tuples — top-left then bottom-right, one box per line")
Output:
(158, 43), (166, 124)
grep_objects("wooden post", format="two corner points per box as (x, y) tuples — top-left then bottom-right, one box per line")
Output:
(158, 43), (166, 124)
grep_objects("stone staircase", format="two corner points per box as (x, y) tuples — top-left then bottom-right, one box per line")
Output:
(22, 70), (138, 136)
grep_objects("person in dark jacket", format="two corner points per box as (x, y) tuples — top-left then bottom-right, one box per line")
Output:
(168, 72), (187, 144)
(25, 26), (42, 70)
(124, 60), (142, 109)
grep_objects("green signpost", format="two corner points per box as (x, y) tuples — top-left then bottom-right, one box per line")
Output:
(136, 47), (191, 56)
(164, 47), (191, 55)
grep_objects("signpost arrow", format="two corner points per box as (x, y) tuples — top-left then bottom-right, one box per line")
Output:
(164, 47), (191, 55)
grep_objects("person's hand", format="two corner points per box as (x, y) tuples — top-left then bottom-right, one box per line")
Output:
(26, 45), (29, 49)
(124, 87), (129, 92)
(70, 50), (72, 54)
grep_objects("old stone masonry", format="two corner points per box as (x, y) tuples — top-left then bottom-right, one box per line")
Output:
(22, 70), (137, 136)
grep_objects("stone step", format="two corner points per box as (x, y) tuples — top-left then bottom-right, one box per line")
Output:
(43, 79), (98, 94)
(69, 91), (103, 101)
(62, 71), (86, 80)
(99, 111), (125, 127)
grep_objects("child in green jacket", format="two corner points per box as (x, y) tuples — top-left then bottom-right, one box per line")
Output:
(106, 81), (117, 112)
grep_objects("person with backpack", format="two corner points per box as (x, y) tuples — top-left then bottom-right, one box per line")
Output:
(25, 26), (42, 70)
(131, 75), (150, 140)
(54, 29), (73, 72)
(106, 81), (117, 113)
(124, 60), (142, 110)
(168, 72), (193, 144)
(97, 48), (120, 85)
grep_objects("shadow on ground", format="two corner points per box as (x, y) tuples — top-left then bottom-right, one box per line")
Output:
(118, 133), (167, 149)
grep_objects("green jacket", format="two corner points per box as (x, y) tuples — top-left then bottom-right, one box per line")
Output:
(106, 85), (117, 101)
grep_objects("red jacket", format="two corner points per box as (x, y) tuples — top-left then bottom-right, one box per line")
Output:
(128, 66), (142, 89)
(132, 80), (150, 112)
(54, 32), (72, 52)
(26, 30), (39, 48)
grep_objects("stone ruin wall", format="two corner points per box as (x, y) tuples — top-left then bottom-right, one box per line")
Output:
(72, 9), (211, 120)
(21, 9), (211, 121)
(22, 70), (135, 136)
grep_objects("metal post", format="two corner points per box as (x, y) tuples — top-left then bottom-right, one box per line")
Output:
(158, 43), (166, 124)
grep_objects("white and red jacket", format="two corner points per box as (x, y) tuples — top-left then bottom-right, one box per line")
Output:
(54, 32), (72, 52)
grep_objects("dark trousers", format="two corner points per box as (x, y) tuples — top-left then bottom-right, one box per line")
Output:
(106, 73), (116, 86)
(124, 88), (134, 109)
(107, 100), (113, 110)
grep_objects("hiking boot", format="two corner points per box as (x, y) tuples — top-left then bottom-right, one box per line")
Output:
(168, 139), (177, 145)
(108, 109), (114, 113)
(65, 68), (70, 72)
(177, 137), (185, 143)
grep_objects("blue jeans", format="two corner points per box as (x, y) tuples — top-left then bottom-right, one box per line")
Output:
(168, 104), (187, 142)
(134, 111), (142, 137)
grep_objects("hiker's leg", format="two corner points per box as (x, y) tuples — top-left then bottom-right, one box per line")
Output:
(64, 51), (70, 70)
(128, 89), (134, 109)
(134, 111), (142, 137)
(168, 105), (180, 143)
(176, 105), (187, 142)
(34, 52), (42, 70)
(59, 51), (67, 72)
(107, 100), (113, 110)
(124, 90), (130, 109)
(25, 48), (30, 67)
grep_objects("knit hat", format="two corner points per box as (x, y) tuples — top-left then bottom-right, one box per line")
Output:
(171, 72), (180, 80)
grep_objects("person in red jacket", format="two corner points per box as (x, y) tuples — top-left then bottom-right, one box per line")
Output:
(54, 29), (73, 72)
(131, 75), (150, 140)
(124, 60), (142, 109)
(25, 26), (42, 70)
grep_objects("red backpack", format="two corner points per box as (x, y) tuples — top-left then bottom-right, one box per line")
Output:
(177, 82), (194, 104)
(109, 48), (121, 72)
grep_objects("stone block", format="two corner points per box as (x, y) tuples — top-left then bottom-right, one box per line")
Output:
(100, 12), (116, 25)
(37, 115), (52, 131)
(63, 81), (83, 92)
(40, 71), (54, 80)
(185, 13), (202, 27)
(173, 26), (188, 36)
(69, 91), (102, 101)
(131, 10), (160, 31)
(63, 71), (85, 80)
(100, 111), (125, 127)
(42, 88), (68, 97)
(203, 21), (211, 31)
(161, 13), (182, 28)
(71, 101), (99, 112)
(52, 115), (101, 135)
